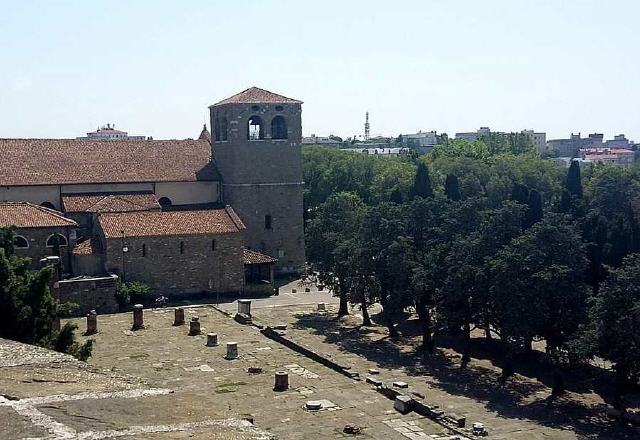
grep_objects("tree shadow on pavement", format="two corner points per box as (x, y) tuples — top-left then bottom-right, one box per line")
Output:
(291, 311), (636, 439)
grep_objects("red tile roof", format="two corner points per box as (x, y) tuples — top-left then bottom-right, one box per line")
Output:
(213, 87), (302, 106)
(243, 248), (277, 265)
(0, 138), (219, 186)
(63, 194), (160, 213)
(0, 202), (77, 228)
(98, 206), (246, 239)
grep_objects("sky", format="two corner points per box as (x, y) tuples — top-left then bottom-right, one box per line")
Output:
(0, 0), (638, 141)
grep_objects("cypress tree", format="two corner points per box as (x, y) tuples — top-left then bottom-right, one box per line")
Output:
(444, 174), (461, 201)
(389, 187), (403, 204)
(524, 189), (543, 229)
(566, 160), (583, 198)
(510, 183), (530, 205)
(409, 162), (433, 199)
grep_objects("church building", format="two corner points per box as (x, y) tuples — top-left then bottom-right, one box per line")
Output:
(0, 87), (305, 300)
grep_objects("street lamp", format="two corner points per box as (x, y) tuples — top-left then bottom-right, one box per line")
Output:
(121, 230), (128, 283)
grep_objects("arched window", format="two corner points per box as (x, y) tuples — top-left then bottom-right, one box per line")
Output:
(40, 202), (56, 209)
(248, 116), (264, 140)
(180, 241), (185, 254)
(264, 214), (272, 230)
(142, 244), (147, 257)
(14, 236), (29, 249)
(46, 233), (67, 247)
(214, 116), (228, 141)
(158, 197), (172, 209)
(271, 116), (287, 140)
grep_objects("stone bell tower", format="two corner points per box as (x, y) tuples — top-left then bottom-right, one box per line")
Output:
(209, 87), (305, 274)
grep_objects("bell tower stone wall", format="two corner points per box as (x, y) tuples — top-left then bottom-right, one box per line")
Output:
(210, 91), (305, 274)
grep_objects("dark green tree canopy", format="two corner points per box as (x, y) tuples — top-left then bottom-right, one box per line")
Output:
(409, 162), (433, 200)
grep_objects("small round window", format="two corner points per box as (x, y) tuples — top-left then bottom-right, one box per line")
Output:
(275, 105), (283, 111)
(251, 105), (260, 111)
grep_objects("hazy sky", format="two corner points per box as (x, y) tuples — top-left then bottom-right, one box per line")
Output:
(1, 0), (638, 141)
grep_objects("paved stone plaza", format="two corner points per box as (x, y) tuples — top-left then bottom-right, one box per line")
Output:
(2, 301), (637, 439)
(1, 306), (458, 439)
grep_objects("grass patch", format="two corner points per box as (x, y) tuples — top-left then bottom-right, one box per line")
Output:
(128, 353), (150, 360)
(214, 381), (247, 394)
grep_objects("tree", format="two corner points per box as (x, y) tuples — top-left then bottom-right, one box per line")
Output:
(566, 160), (583, 198)
(444, 174), (461, 201)
(359, 203), (412, 336)
(306, 192), (366, 316)
(588, 254), (640, 409)
(409, 162), (433, 200)
(489, 215), (589, 390)
(409, 197), (480, 352)
(524, 189), (543, 229)
(0, 227), (93, 360)
(389, 187), (403, 204)
(441, 201), (525, 367)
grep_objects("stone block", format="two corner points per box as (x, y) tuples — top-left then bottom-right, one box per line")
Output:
(366, 376), (383, 387)
(394, 395), (414, 414)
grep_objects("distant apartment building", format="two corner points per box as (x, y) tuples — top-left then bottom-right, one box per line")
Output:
(605, 134), (633, 148)
(548, 133), (637, 157)
(456, 127), (547, 154)
(402, 130), (438, 147)
(578, 147), (635, 167)
(77, 124), (147, 141)
(342, 147), (409, 157)
(455, 126), (492, 142)
(546, 133), (604, 157)
(522, 129), (547, 154)
(301, 134), (342, 148)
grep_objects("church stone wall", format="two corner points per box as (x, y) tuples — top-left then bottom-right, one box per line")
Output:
(103, 232), (243, 296)
(14, 226), (76, 273)
(0, 186), (61, 209)
(155, 181), (220, 206)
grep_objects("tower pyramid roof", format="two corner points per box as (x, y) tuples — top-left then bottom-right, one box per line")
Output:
(211, 87), (302, 106)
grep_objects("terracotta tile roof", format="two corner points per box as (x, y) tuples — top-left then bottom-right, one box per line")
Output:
(72, 237), (102, 255)
(243, 248), (277, 265)
(63, 194), (160, 213)
(0, 138), (220, 186)
(98, 206), (246, 239)
(0, 202), (77, 228)
(213, 87), (302, 106)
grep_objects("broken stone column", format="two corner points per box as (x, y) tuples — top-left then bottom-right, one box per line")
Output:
(226, 342), (238, 360)
(132, 304), (144, 330)
(173, 307), (185, 326)
(273, 371), (289, 391)
(206, 333), (218, 347)
(85, 310), (98, 335)
(237, 299), (251, 316)
(188, 316), (201, 336)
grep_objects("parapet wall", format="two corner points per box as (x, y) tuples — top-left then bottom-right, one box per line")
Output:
(57, 274), (119, 316)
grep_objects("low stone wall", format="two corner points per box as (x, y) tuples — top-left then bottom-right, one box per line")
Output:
(260, 326), (359, 380)
(57, 274), (119, 316)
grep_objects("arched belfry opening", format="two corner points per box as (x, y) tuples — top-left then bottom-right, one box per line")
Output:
(248, 116), (264, 140)
(271, 116), (287, 140)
